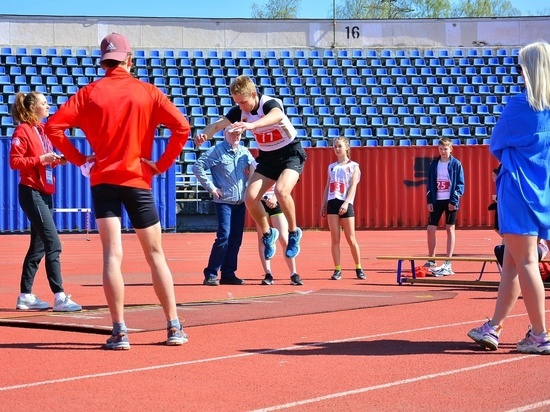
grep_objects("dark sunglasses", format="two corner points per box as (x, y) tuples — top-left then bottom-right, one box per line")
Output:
(516, 64), (523, 75)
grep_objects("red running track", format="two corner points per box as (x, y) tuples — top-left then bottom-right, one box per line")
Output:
(0, 229), (549, 411)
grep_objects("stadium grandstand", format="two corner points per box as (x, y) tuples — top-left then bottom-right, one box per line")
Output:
(1, 15), (549, 231)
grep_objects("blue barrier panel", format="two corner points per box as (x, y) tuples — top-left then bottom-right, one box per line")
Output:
(0, 137), (176, 233)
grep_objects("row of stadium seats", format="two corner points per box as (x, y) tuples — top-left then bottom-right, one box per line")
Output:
(0, 46), (514, 202)
(0, 46), (520, 59)
(1, 47), (514, 144)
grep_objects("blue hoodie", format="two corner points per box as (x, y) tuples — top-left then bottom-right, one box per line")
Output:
(490, 91), (550, 237)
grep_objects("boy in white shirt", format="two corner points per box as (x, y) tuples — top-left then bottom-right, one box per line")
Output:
(424, 138), (465, 276)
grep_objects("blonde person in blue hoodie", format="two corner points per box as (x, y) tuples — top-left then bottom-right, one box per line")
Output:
(468, 41), (550, 355)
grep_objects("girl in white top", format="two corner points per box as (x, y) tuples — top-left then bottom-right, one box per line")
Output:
(321, 137), (365, 280)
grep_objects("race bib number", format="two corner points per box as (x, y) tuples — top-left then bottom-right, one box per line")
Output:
(255, 129), (284, 144)
(437, 180), (450, 190)
(330, 181), (344, 195)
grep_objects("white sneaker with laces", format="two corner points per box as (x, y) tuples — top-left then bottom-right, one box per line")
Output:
(16, 294), (50, 310)
(53, 294), (82, 312)
(432, 261), (454, 276)
(429, 263), (446, 273)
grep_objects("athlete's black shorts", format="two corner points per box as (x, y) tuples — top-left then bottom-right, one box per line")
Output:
(327, 198), (355, 218)
(255, 140), (307, 181)
(91, 184), (160, 229)
(261, 198), (283, 217)
(428, 199), (457, 226)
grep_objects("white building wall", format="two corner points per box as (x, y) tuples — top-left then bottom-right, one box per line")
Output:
(0, 15), (549, 52)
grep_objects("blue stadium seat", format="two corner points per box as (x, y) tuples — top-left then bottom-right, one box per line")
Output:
(393, 127), (406, 138)
(325, 128), (338, 139)
(29, 75), (42, 85)
(419, 116), (432, 126)
(354, 117), (367, 128)
(461, 105), (473, 116)
(496, 48), (509, 58)
(445, 106), (458, 116)
(356, 127), (371, 138)
(290, 117), (303, 127)
(306, 117), (320, 127)
(429, 106), (442, 115)
(435, 116), (448, 126)
(453, 96), (466, 105)
(458, 127), (471, 137)
(442, 128), (455, 137)
(382, 139), (394, 146)
(403, 117), (416, 126)
(344, 129), (357, 138)
(468, 116), (481, 126)
(1, 116), (14, 127)
(485, 115), (497, 125)
(493, 105), (504, 114)
(339, 117), (352, 127)
(451, 116), (465, 126)
(310, 128), (324, 139)
(419, 128), (434, 141)
(322, 117), (335, 128)
(476, 105), (490, 115)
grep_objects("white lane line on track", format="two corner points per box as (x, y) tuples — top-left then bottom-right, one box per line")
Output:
(250, 356), (531, 412)
(504, 400), (550, 412)
(0, 314), (530, 393)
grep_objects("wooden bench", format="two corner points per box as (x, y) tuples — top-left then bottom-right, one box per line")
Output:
(377, 255), (550, 288)
(376, 255), (501, 286)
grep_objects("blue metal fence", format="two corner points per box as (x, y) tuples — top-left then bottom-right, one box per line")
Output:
(0, 137), (176, 233)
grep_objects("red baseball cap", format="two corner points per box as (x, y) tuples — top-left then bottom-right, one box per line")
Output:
(100, 32), (131, 62)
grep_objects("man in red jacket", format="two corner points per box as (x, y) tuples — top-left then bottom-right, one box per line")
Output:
(45, 33), (190, 350)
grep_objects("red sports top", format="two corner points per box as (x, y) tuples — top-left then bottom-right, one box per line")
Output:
(10, 122), (56, 195)
(45, 67), (190, 189)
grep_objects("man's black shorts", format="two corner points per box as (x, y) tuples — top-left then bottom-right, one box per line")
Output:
(91, 184), (160, 229)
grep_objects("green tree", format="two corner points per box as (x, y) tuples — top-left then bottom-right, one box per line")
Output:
(407, 0), (452, 19)
(251, 0), (301, 18)
(451, 0), (520, 17)
(333, 0), (522, 19)
(335, 0), (451, 19)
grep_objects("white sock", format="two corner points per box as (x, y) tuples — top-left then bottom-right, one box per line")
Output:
(54, 292), (66, 301)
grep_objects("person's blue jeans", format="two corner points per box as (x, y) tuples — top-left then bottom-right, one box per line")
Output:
(18, 184), (64, 294)
(204, 202), (246, 279)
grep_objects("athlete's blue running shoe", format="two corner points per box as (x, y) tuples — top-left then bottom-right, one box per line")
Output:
(262, 228), (279, 260)
(285, 228), (302, 258)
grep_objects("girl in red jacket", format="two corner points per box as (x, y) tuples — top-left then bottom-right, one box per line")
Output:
(9, 92), (82, 312)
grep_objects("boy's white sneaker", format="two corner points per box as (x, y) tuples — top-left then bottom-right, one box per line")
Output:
(430, 261), (454, 277)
